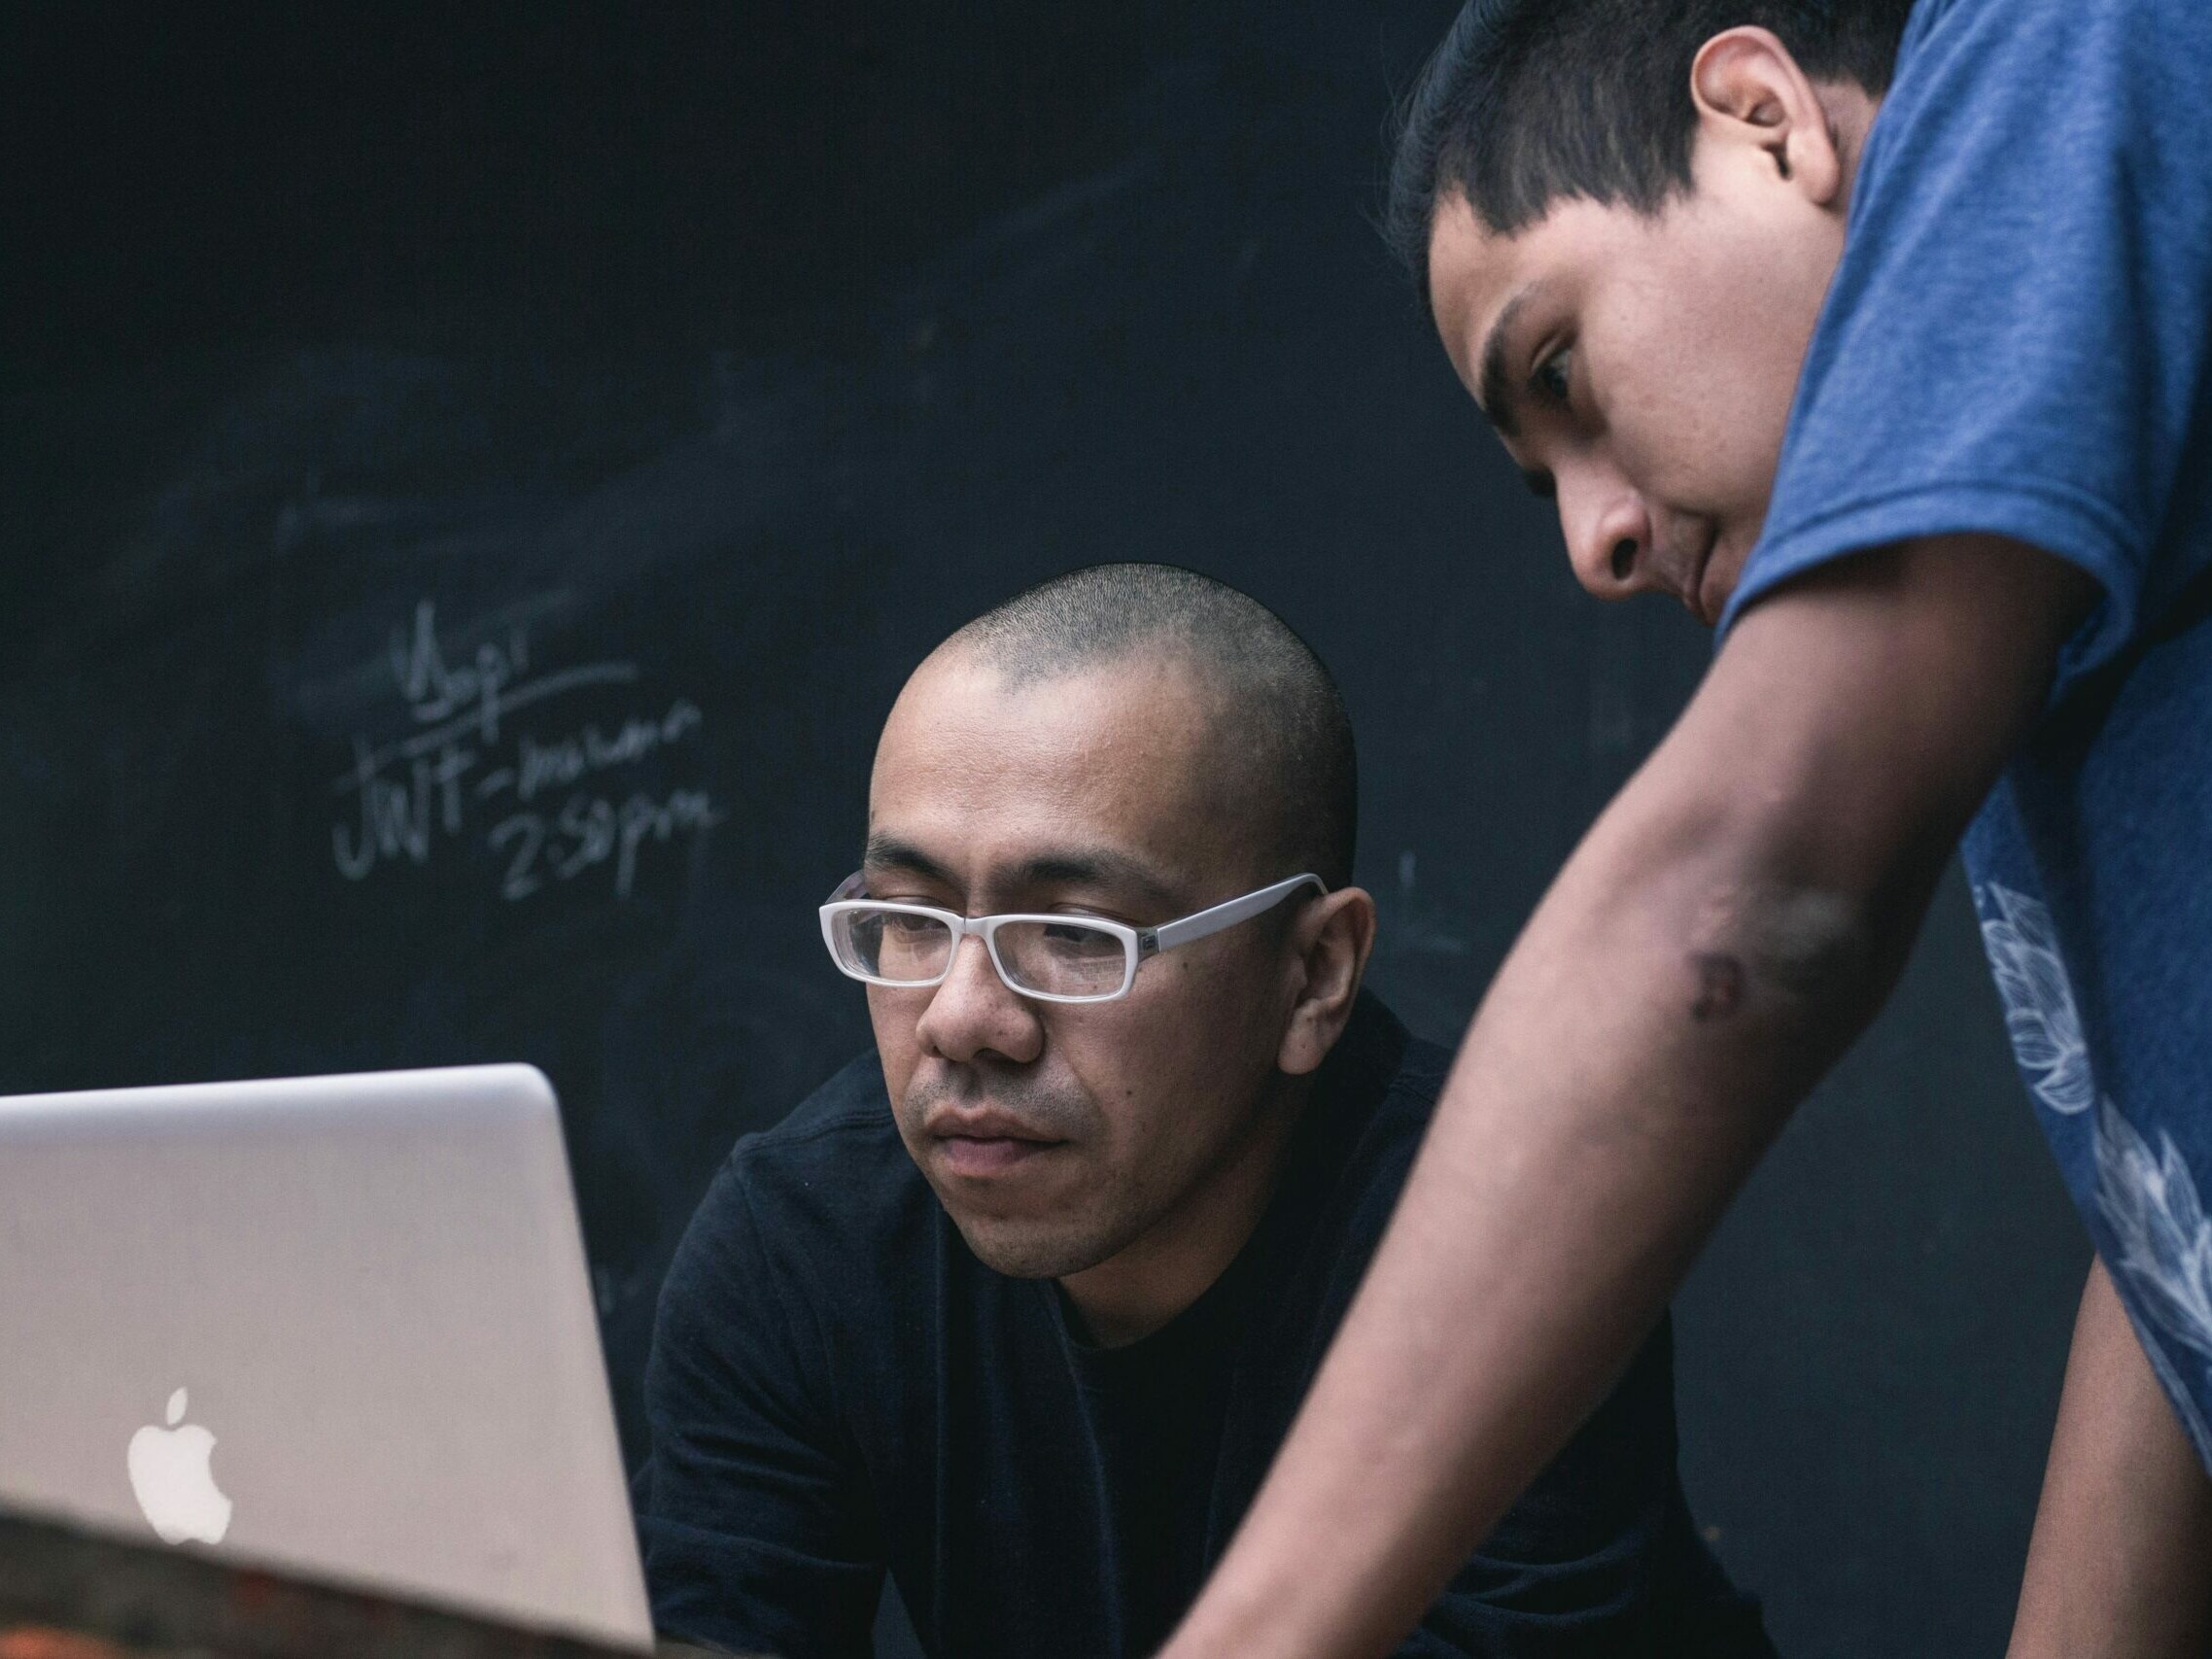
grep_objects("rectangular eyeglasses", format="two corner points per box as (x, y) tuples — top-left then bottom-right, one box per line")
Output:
(818, 870), (1325, 1004)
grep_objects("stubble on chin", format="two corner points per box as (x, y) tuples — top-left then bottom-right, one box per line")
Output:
(947, 1205), (1121, 1282)
(896, 1068), (1122, 1280)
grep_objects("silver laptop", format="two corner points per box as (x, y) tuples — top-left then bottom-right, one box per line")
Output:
(0, 1064), (654, 1652)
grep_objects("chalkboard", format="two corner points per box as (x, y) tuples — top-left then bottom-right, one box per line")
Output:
(4, 6), (2089, 1655)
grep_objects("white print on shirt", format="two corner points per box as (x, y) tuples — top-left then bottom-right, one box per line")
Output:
(1977, 882), (2094, 1115)
(1976, 882), (2212, 1461)
(2096, 1093), (2212, 1363)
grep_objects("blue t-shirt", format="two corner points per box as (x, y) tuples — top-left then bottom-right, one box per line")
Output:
(1720, 0), (2212, 1462)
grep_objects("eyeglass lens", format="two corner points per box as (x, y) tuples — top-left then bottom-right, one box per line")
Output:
(832, 908), (1129, 998)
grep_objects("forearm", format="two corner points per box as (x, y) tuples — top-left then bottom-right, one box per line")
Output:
(1159, 769), (1911, 1656)
(2008, 1259), (2212, 1659)
(1158, 541), (2090, 1659)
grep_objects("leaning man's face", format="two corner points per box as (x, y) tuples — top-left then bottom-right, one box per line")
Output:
(860, 650), (1297, 1284)
(1425, 179), (1843, 624)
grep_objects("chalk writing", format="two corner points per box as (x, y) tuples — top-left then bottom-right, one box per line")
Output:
(489, 788), (722, 902)
(475, 700), (705, 805)
(393, 599), (528, 730)
(330, 601), (719, 903)
(331, 740), (477, 880)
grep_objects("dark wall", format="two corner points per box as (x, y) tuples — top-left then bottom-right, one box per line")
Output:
(3, 6), (2087, 1656)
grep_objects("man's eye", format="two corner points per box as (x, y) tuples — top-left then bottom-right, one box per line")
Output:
(1036, 921), (1121, 960)
(1532, 345), (1574, 405)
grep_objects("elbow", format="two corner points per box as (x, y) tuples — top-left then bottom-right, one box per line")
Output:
(1655, 838), (1933, 1050)
(1581, 711), (1961, 1059)
(1690, 881), (1884, 1020)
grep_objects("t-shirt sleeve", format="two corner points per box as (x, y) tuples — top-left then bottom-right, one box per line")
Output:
(1718, 0), (2212, 688)
(635, 1149), (883, 1659)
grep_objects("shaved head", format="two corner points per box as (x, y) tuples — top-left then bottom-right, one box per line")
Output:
(861, 565), (1378, 1325)
(942, 564), (1357, 888)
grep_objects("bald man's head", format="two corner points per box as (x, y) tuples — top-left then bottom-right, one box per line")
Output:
(940, 564), (1357, 889)
(857, 567), (1376, 1305)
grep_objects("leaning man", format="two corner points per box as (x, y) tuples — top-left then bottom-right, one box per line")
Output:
(635, 564), (1768, 1658)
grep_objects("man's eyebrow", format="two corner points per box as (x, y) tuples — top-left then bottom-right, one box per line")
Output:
(859, 837), (1188, 913)
(1011, 848), (1186, 913)
(861, 834), (950, 883)
(1476, 286), (1538, 441)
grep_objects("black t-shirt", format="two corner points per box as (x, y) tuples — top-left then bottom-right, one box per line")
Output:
(637, 994), (1774, 1659)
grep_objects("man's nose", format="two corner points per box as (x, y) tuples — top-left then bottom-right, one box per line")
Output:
(913, 932), (1045, 1067)
(1557, 464), (1657, 602)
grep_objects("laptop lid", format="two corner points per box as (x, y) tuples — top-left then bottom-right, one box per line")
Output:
(0, 1064), (653, 1652)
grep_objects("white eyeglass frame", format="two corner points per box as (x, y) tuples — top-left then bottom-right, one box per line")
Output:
(818, 870), (1326, 1004)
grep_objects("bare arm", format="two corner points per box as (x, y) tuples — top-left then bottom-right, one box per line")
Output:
(2007, 1258), (2212, 1659)
(1157, 536), (2095, 1659)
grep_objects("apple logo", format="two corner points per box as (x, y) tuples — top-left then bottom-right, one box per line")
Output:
(126, 1387), (233, 1545)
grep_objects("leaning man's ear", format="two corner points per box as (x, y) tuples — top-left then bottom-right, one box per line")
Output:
(1689, 25), (1849, 210)
(1276, 885), (1378, 1078)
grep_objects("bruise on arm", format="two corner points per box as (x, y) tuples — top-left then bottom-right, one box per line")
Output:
(1688, 952), (1744, 1022)
(1683, 882), (1879, 1025)
(1641, 536), (2096, 1043)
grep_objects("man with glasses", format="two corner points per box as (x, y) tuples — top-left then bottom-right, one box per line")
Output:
(635, 563), (1768, 1659)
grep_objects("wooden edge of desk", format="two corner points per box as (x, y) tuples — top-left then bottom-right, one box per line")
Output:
(0, 1510), (762, 1659)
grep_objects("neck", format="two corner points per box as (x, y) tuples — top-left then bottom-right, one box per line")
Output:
(1815, 80), (1883, 215)
(1058, 1072), (1313, 1347)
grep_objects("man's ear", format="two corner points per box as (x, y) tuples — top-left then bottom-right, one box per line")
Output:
(1690, 26), (1849, 209)
(1277, 885), (1378, 1078)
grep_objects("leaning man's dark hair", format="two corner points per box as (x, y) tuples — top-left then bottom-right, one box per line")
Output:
(951, 564), (1359, 891)
(1386, 0), (1918, 303)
